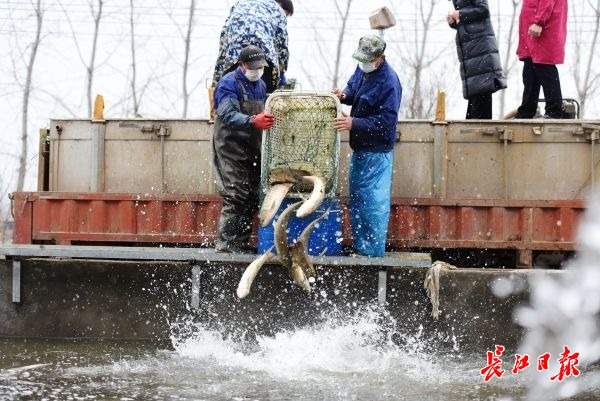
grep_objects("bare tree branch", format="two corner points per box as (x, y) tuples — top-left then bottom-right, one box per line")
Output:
(395, 0), (440, 119)
(34, 88), (79, 118)
(58, 1), (87, 66)
(301, 1), (353, 91)
(160, 0), (187, 40)
(156, 0), (196, 117)
(332, 0), (353, 89)
(573, 0), (600, 116)
(497, 0), (520, 118)
(301, 19), (334, 88)
(57, 0), (104, 117)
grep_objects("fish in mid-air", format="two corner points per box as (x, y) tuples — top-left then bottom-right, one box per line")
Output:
(289, 207), (331, 281)
(236, 246), (276, 299)
(296, 176), (327, 218)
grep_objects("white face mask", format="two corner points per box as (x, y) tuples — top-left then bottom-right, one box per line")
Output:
(244, 67), (264, 82)
(358, 61), (377, 73)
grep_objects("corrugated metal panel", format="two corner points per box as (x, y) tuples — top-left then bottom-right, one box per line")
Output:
(11, 193), (585, 257)
(385, 198), (585, 251)
(14, 193), (222, 245)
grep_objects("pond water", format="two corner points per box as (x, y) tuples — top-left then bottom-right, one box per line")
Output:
(4, 202), (600, 401)
(1, 306), (598, 401)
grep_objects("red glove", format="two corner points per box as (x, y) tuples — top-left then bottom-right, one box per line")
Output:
(251, 112), (275, 130)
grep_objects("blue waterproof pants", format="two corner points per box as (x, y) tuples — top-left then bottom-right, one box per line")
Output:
(349, 151), (393, 257)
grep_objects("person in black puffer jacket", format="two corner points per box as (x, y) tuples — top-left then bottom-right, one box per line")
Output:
(447, 0), (507, 119)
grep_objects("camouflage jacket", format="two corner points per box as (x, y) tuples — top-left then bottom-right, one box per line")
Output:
(212, 0), (289, 87)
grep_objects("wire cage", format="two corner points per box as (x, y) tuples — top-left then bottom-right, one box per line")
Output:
(261, 91), (341, 200)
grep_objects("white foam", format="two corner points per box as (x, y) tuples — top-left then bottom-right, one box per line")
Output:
(172, 307), (480, 386)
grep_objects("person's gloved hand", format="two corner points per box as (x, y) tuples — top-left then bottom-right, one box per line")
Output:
(251, 112), (275, 130)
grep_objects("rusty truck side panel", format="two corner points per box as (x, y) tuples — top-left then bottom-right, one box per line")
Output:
(11, 118), (597, 267)
(10, 192), (585, 268)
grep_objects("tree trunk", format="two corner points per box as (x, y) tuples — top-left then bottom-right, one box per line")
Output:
(182, 0), (196, 118)
(130, 0), (140, 116)
(86, 0), (104, 118)
(17, 0), (43, 192)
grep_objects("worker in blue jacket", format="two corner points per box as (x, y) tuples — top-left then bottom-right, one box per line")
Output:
(333, 35), (402, 257)
(213, 46), (275, 253)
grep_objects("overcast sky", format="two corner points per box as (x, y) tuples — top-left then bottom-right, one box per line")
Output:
(0, 0), (599, 195)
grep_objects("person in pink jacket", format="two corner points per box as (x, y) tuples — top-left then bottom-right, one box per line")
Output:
(515, 0), (568, 119)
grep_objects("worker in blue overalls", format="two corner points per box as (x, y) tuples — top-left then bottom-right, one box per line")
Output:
(333, 35), (403, 258)
(212, 46), (275, 253)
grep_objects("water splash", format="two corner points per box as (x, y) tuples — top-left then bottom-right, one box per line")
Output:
(517, 199), (600, 400)
(171, 305), (487, 388)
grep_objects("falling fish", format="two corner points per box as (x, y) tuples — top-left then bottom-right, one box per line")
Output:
(236, 246), (275, 299)
(240, 196), (329, 298)
(273, 201), (311, 293)
(258, 182), (294, 227)
(296, 176), (327, 218)
(0, 363), (51, 376)
(288, 259), (311, 293)
(273, 201), (303, 268)
(289, 207), (331, 280)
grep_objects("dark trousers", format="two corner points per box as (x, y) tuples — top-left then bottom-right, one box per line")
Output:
(212, 96), (263, 253)
(261, 63), (276, 94)
(466, 94), (492, 119)
(516, 57), (564, 118)
(217, 194), (258, 252)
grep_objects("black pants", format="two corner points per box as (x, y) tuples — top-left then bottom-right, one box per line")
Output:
(466, 94), (492, 119)
(261, 63), (276, 94)
(516, 57), (564, 118)
(212, 87), (263, 253)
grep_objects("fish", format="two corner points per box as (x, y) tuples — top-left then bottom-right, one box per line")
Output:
(236, 246), (275, 299)
(258, 182), (294, 227)
(0, 363), (51, 375)
(289, 257), (311, 293)
(289, 207), (331, 281)
(296, 176), (327, 218)
(269, 166), (311, 185)
(273, 201), (303, 268)
(273, 200), (311, 293)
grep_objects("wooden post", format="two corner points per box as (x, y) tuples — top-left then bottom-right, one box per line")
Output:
(432, 91), (448, 199)
(37, 128), (49, 191)
(93, 94), (104, 122)
(208, 87), (215, 123)
(91, 94), (106, 192)
(435, 91), (446, 122)
(517, 249), (533, 269)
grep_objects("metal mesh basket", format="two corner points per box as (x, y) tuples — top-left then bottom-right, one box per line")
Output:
(261, 91), (341, 200)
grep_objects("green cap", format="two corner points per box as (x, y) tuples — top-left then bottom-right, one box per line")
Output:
(352, 34), (386, 62)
